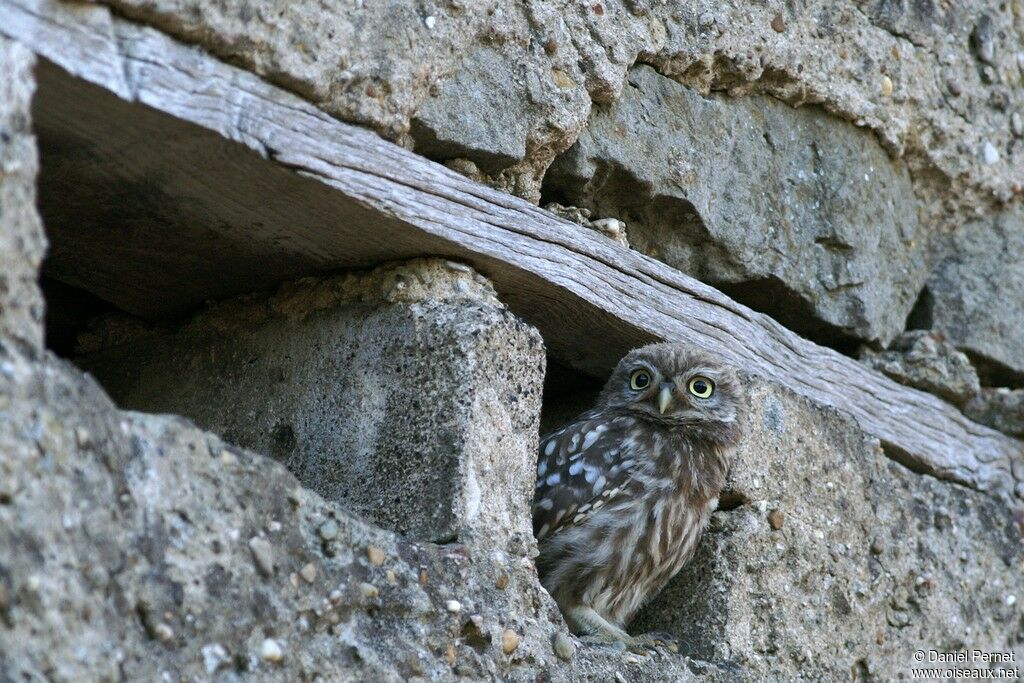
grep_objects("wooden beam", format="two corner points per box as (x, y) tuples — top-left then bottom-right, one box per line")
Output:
(2, 0), (1020, 498)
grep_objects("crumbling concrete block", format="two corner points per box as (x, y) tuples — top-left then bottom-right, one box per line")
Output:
(858, 330), (981, 408)
(544, 64), (925, 346)
(634, 379), (1023, 680)
(915, 208), (1024, 382)
(78, 259), (546, 549)
(0, 38), (46, 353)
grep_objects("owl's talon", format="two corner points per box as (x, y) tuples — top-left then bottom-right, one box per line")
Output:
(627, 631), (681, 653)
(579, 633), (628, 651)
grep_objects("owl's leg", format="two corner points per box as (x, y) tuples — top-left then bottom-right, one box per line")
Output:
(561, 604), (632, 645)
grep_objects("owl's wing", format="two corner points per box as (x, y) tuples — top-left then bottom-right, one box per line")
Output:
(533, 413), (641, 542)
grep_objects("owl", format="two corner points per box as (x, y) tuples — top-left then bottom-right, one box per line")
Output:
(533, 343), (743, 649)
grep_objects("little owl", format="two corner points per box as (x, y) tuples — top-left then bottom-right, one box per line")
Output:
(533, 343), (743, 649)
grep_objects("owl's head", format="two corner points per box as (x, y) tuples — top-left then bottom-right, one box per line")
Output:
(597, 343), (743, 441)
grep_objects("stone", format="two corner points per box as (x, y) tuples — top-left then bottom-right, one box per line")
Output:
(0, 38), (46, 354)
(259, 638), (284, 663)
(366, 546), (385, 567)
(913, 208), (1024, 381)
(501, 629), (519, 655)
(0, 345), (711, 681)
(545, 65), (925, 345)
(982, 141), (1001, 164)
(77, 259), (546, 548)
(248, 536), (275, 577)
(633, 379), (1023, 680)
(552, 631), (576, 661)
(411, 46), (531, 174)
(964, 388), (1024, 437)
(858, 331), (981, 407)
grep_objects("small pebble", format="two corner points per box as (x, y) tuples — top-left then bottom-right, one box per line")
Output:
(982, 142), (1000, 165)
(946, 79), (962, 97)
(367, 546), (385, 566)
(318, 519), (339, 540)
(977, 39), (996, 65)
(445, 645), (457, 666)
(495, 573), (509, 590)
(767, 509), (785, 530)
(74, 427), (91, 448)
(1007, 595), (1018, 606)
(446, 599), (462, 613)
(248, 537), (274, 577)
(329, 589), (343, 605)
(202, 643), (229, 674)
(870, 538), (886, 555)
(386, 570), (397, 584)
(153, 622), (174, 643)
(299, 563), (317, 583)
(424, 15), (436, 29)
(359, 582), (379, 599)
(501, 629), (520, 655)
(771, 13), (785, 32)
(259, 638), (284, 663)
(881, 75), (893, 98)
(552, 632), (575, 661)
(1011, 112), (1023, 137)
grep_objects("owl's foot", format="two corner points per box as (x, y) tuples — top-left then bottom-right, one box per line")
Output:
(627, 631), (682, 654)
(578, 631), (680, 654)
(562, 605), (632, 647)
(561, 605), (680, 654)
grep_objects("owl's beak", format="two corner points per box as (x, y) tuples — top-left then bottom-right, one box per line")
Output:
(657, 383), (674, 414)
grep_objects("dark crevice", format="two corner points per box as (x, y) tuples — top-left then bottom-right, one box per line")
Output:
(716, 489), (751, 511)
(540, 357), (604, 435)
(716, 279), (863, 357)
(963, 351), (1024, 390)
(41, 276), (117, 358)
(904, 285), (934, 331)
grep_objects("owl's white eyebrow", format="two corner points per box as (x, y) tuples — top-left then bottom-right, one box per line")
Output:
(685, 367), (721, 378)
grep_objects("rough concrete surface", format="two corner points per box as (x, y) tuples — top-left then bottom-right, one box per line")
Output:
(0, 37), (46, 355)
(2, 2), (1024, 680)
(545, 64), (924, 344)
(77, 259), (546, 549)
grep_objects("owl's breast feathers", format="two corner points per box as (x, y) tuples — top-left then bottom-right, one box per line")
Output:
(532, 411), (726, 543)
(532, 410), (731, 625)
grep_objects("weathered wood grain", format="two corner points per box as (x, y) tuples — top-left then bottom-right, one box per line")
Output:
(2, 0), (1020, 497)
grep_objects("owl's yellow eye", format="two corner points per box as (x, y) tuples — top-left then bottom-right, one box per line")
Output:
(629, 369), (652, 391)
(688, 376), (714, 398)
